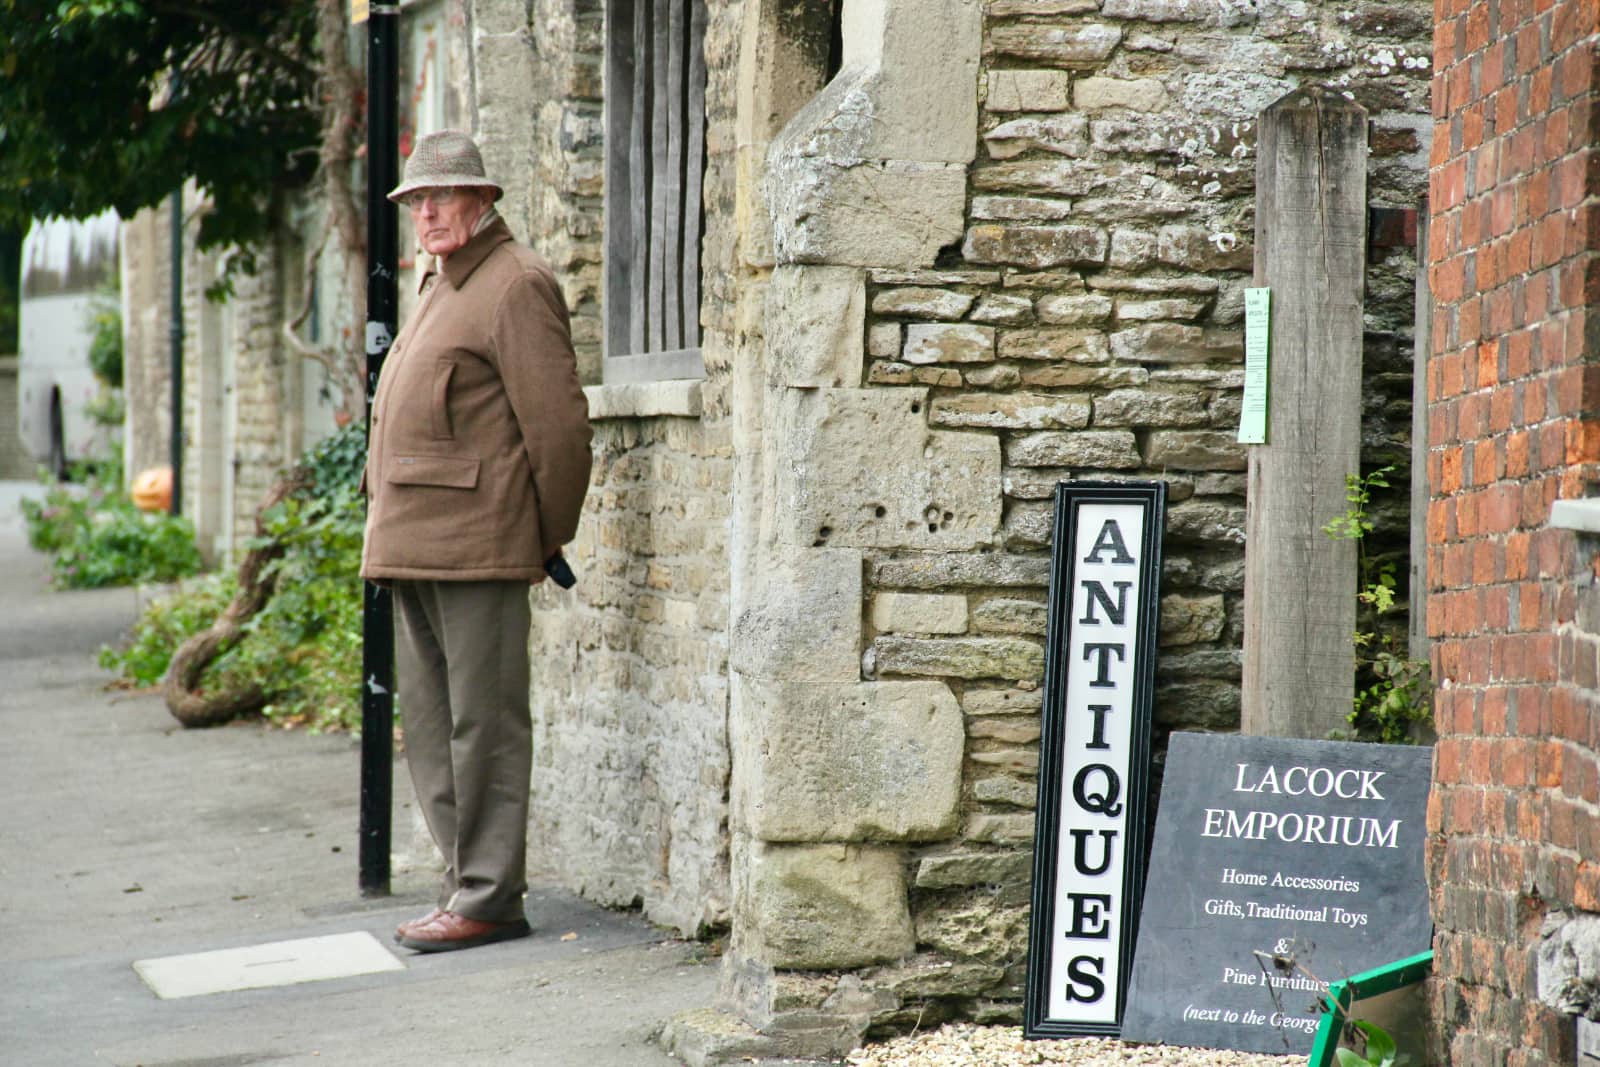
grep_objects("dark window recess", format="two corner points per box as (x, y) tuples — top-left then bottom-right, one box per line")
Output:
(826, 0), (844, 81)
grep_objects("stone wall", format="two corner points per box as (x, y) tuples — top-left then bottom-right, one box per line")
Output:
(122, 191), (340, 564)
(0, 357), (33, 479)
(463, 0), (606, 385)
(179, 235), (231, 561)
(532, 0), (606, 385)
(489, 0), (741, 938)
(654, 1), (1441, 1060)
(1425, 0), (1600, 1060)
(223, 232), (300, 546)
(121, 204), (174, 486)
(528, 403), (734, 937)
(449, 0), (1446, 1056)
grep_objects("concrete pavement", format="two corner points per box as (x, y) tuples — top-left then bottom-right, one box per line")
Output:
(0, 481), (719, 1067)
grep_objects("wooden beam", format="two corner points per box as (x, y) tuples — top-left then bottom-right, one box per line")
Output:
(647, 0), (670, 353)
(1241, 87), (1367, 739)
(1410, 200), (1431, 668)
(682, 0), (706, 349)
(603, 0), (637, 364)
(628, 0), (651, 356)
(661, 0), (686, 348)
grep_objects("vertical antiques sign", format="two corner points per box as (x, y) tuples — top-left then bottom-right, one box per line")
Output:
(1025, 482), (1165, 1038)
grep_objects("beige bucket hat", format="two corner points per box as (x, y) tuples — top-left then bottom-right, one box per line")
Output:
(388, 129), (504, 203)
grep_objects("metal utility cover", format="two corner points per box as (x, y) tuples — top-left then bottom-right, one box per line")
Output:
(134, 932), (404, 999)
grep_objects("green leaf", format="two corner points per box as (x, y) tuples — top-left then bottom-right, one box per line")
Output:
(1353, 1020), (1398, 1066)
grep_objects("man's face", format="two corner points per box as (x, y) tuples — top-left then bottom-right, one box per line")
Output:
(405, 186), (490, 257)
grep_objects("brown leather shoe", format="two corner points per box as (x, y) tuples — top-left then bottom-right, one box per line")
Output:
(393, 907), (444, 943)
(397, 911), (532, 953)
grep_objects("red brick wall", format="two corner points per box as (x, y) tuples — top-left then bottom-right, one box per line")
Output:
(1427, 0), (1600, 1061)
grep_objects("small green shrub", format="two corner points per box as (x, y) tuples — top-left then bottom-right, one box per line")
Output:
(20, 457), (203, 589)
(99, 573), (235, 685)
(232, 427), (365, 730)
(20, 482), (96, 553)
(53, 506), (204, 589)
(100, 424), (367, 733)
(83, 387), (124, 430)
(1323, 466), (1432, 744)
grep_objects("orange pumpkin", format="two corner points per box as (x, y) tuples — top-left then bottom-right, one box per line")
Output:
(131, 466), (173, 513)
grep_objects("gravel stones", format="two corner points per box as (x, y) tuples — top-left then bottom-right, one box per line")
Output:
(846, 1024), (1307, 1067)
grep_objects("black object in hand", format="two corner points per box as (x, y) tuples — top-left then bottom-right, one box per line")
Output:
(545, 552), (577, 589)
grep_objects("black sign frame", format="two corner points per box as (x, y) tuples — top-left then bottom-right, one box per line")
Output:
(1024, 481), (1166, 1038)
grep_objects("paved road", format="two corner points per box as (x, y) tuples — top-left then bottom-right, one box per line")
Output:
(0, 482), (717, 1067)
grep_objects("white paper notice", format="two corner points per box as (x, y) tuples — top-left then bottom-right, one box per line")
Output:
(1239, 288), (1270, 445)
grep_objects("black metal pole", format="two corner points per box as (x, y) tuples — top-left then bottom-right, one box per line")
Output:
(359, 1), (399, 898)
(168, 185), (183, 517)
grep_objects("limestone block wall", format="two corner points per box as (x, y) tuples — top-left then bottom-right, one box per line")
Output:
(528, 409), (733, 936)
(121, 205), (174, 485)
(185, 215), (302, 555)
(121, 191), (341, 566)
(459, 0), (606, 385)
(703, 0), (1436, 1053)
(518, 0), (742, 938)
(462, 0), (1437, 1050)
(179, 236), (221, 561)
(0, 357), (32, 479)
(529, 0), (606, 385)
(223, 235), (298, 548)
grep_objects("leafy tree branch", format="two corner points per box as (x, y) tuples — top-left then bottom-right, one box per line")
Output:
(0, 1), (322, 253)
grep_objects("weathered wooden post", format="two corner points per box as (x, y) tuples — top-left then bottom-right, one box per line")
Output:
(1410, 203), (1431, 667)
(1241, 87), (1368, 737)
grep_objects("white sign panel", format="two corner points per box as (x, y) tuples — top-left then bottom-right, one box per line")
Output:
(1025, 482), (1166, 1038)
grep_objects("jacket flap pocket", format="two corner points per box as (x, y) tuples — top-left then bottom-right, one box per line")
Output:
(387, 454), (480, 489)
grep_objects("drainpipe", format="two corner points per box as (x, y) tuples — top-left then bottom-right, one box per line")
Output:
(168, 184), (183, 517)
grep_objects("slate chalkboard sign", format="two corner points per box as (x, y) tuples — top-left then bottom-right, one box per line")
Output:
(1120, 732), (1432, 1056)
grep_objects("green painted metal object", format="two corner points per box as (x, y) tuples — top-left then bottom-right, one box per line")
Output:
(1308, 949), (1433, 1067)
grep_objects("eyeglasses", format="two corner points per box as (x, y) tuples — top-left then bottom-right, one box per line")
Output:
(400, 187), (462, 210)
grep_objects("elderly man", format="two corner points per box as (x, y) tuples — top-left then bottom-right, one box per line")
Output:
(361, 129), (592, 953)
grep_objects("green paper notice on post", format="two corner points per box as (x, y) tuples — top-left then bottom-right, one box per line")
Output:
(1239, 288), (1269, 444)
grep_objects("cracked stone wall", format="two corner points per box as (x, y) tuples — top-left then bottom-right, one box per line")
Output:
(461, 0), (741, 939)
(709, 0), (1434, 1054)
(460, 0), (1436, 1052)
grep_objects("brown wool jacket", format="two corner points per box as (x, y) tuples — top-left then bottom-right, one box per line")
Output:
(361, 218), (592, 582)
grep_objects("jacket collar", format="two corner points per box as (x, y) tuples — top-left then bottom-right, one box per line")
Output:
(418, 216), (513, 293)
